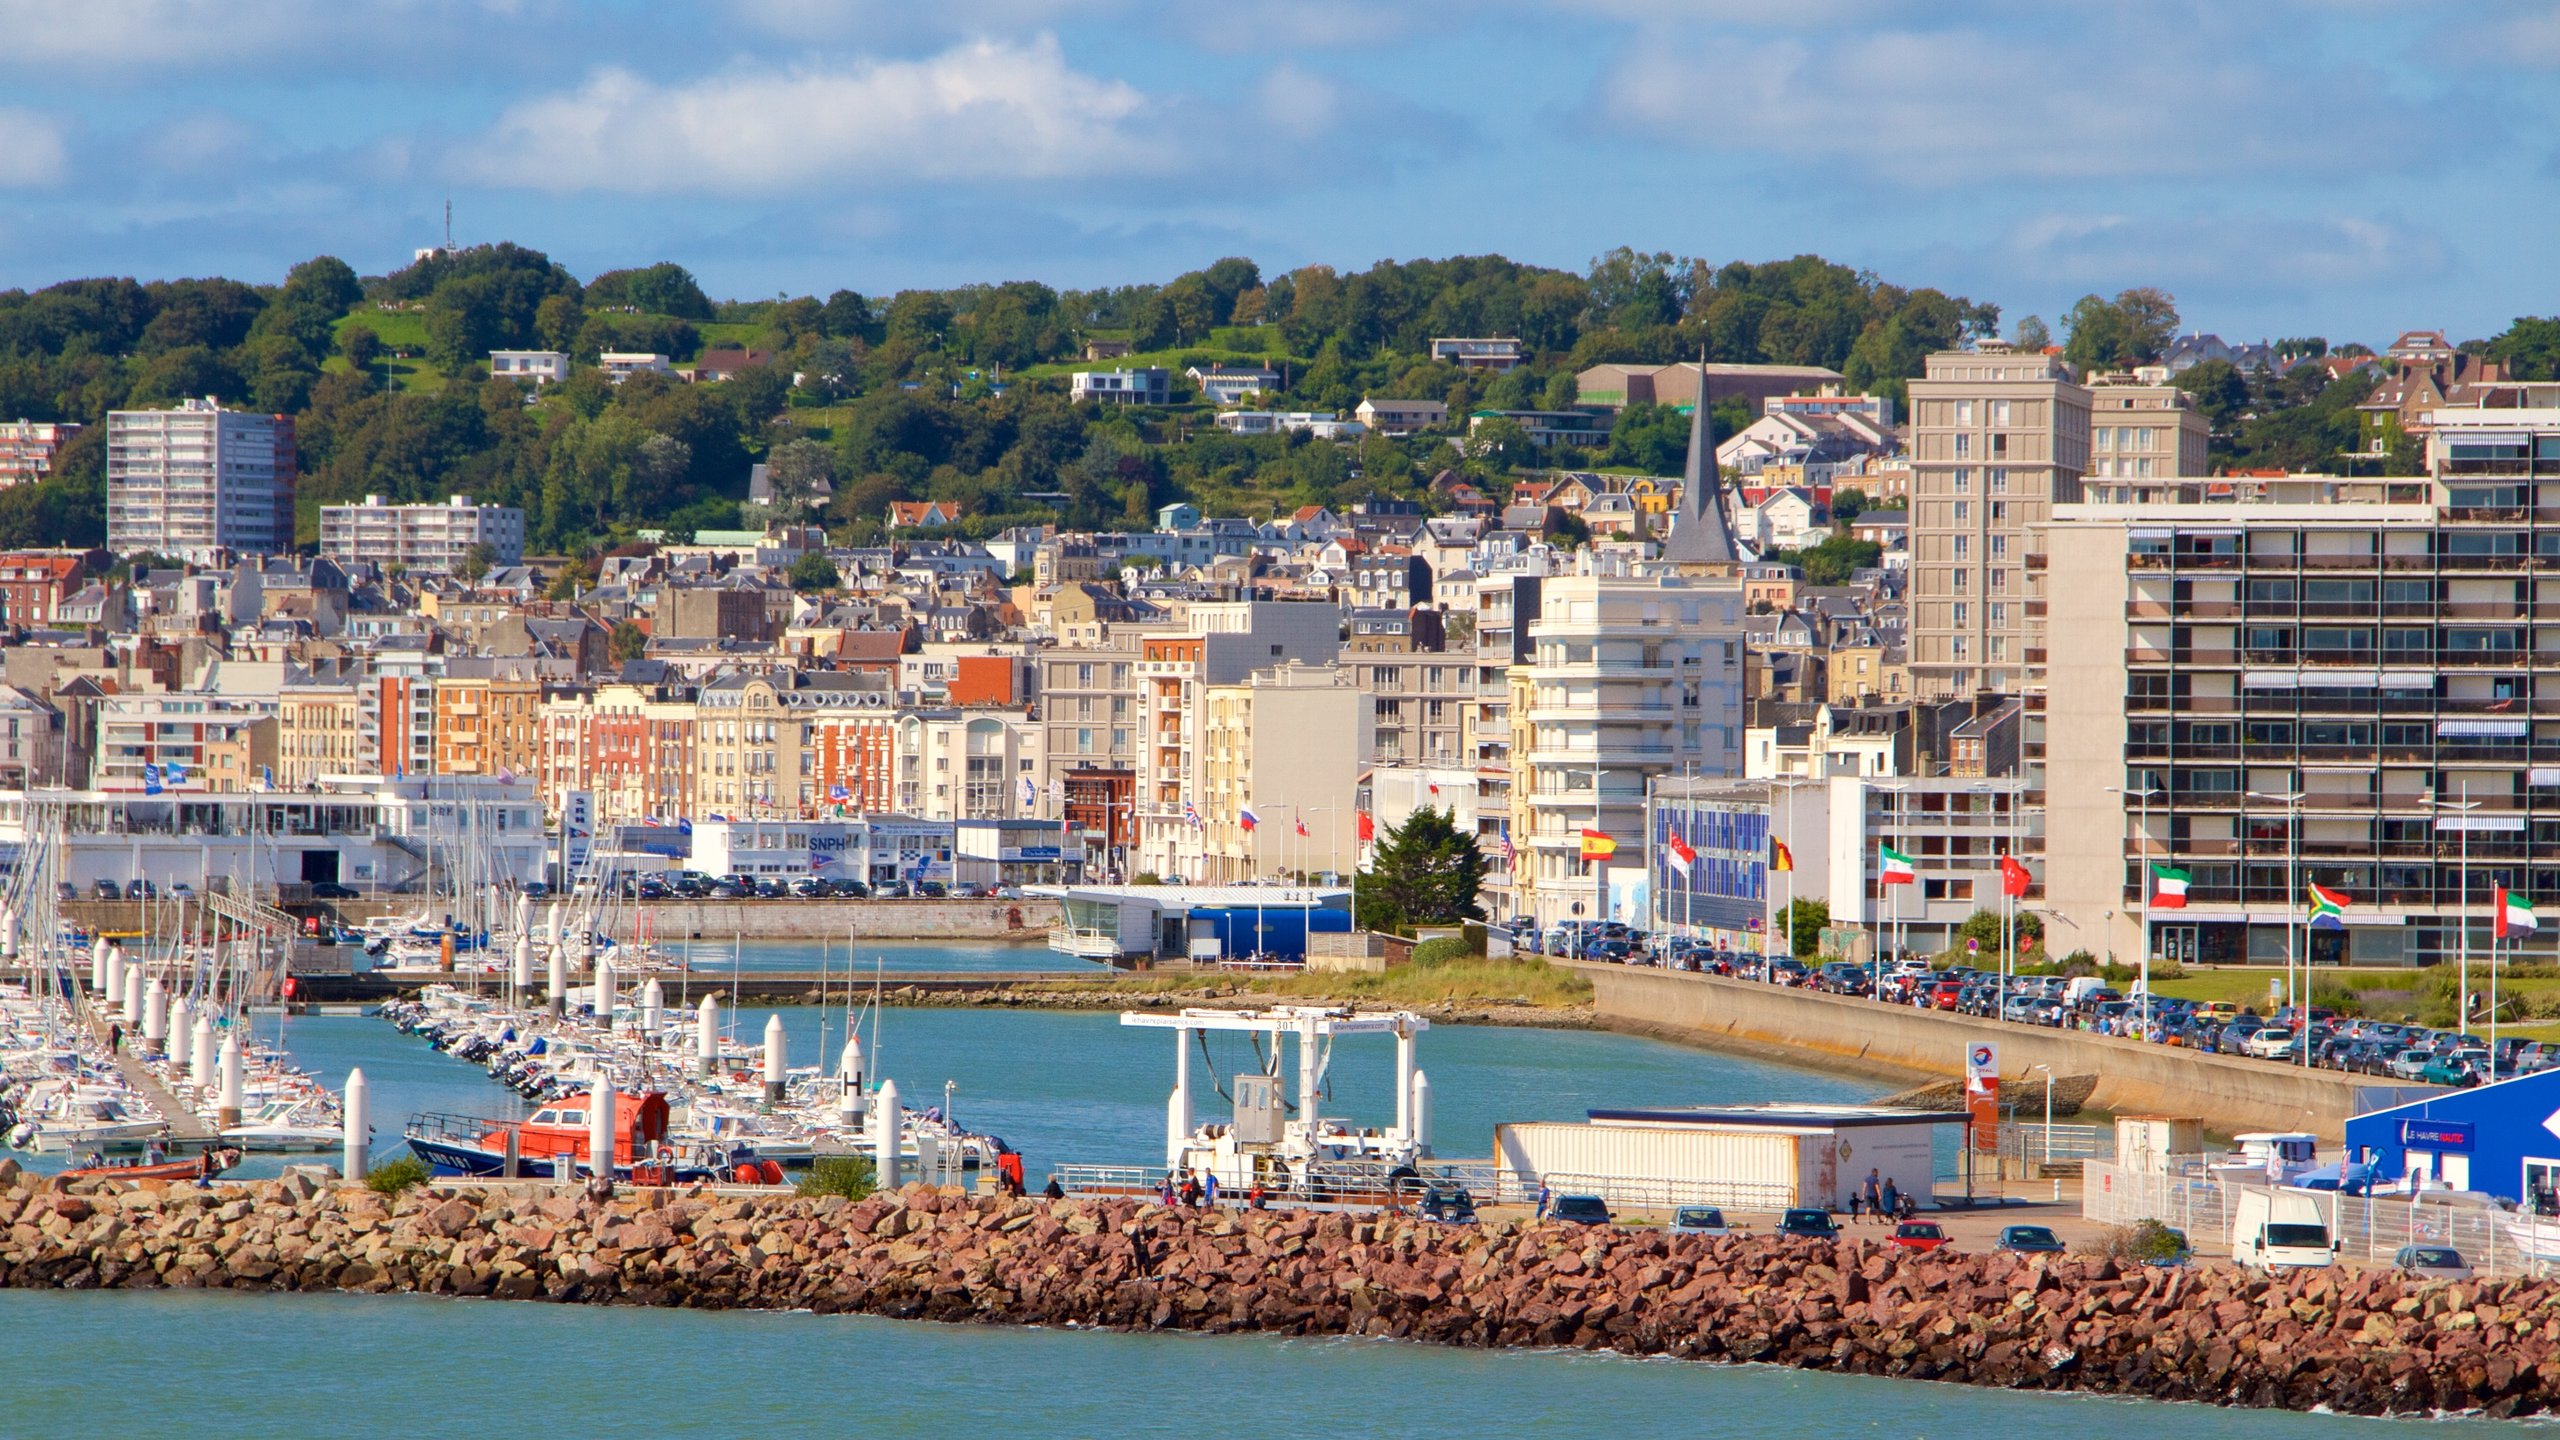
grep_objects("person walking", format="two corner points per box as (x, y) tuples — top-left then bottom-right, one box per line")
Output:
(107, 1023), (122, 1055)
(1864, 1168), (1882, 1218)
(1203, 1173), (1218, 1208)
(1847, 1190), (1864, 1224)
(1881, 1177), (1901, 1218)
(1535, 1182), (1552, 1222)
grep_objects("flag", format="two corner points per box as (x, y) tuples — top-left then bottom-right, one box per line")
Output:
(141, 762), (162, 796)
(165, 761), (187, 786)
(2500, 887), (2538, 939)
(2000, 854), (2032, 899)
(641, 815), (663, 828)
(677, 818), (693, 836)
(829, 784), (850, 802)
(1183, 801), (1203, 830)
(1239, 805), (1260, 832)
(2307, 883), (2350, 930)
(1665, 831), (1697, 877)
(1769, 837), (1794, 873)
(1427, 780), (1441, 796)
(1878, 844), (1916, 884)
(1294, 814), (1309, 839)
(1357, 811), (1375, 843)
(1499, 828), (1515, 863)
(2150, 864), (2191, 909)
(1579, 829), (1617, 862)
(1020, 776), (1037, 808)
(257, 765), (273, 792)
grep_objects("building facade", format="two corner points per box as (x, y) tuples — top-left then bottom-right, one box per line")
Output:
(319, 495), (527, 574)
(105, 399), (296, 563)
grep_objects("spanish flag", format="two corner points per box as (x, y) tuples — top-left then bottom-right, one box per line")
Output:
(1770, 837), (1795, 873)
(1579, 829), (1618, 862)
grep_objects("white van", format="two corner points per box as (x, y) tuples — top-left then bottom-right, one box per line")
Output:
(2231, 1189), (2337, 1274)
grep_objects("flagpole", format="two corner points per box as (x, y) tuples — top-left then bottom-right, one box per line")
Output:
(2490, 902), (2502, 1083)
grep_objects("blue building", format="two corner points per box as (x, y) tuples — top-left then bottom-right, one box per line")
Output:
(1645, 779), (1829, 947)
(2344, 1070), (2560, 1205)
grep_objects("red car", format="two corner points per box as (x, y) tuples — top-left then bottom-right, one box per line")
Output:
(1930, 980), (1963, 1010)
(1891, 1220), (1950, 1253)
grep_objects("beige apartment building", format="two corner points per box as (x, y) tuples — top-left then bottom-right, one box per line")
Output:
(432, 674), (541, 779)
(1197, 662), (1371, 882)
(277, 682), (368, 789)
(1907, 349), (2205, 697)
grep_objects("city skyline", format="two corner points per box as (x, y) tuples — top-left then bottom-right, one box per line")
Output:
(0, 1), (2545, 341)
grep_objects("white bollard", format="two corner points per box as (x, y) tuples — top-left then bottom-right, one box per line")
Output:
(547, 942), (567, 1018)
(873, 1077), (902, 1190)
(218, 1032), (244, 1127)
(836, 1034), (865, 1122)
(762, 1013), (786, 1106)
(587, 1077), (617, 1183)
(90, 936), (110, 993)
(640, 978), (663, 1043)
(511, 936), (532, 996)
(1410, 1069), (1434, 1154)
(342, 1068), (369, 1180)
(121, 959), (144, 1022)
(143, 977), (168, 1047)
(593, 952), (615, 1025)
(167, 997), (193, 1080)
(696, 994), (719, 1077)
(514, 889), (532, 942)
(0, 909), (19, 961)
(191, 1016), (215, 1093)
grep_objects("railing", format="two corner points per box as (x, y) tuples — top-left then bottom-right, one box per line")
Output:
(1998, 1123), (2110, 1165)
(2085, 1162), (2552, 1278)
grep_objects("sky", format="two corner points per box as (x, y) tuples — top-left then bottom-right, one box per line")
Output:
(0, 0), (2547, 346)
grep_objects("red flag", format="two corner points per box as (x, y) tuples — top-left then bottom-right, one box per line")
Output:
(1356, 811), (1375, 843)
(1294, 815), (1309, 839)
(1999, 854), (2031, 899)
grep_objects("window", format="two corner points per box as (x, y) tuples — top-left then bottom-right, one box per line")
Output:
(1953, 501), (1970, 523)
(1952, 434), (1972, 459)
(1952, 602), (1969, 626)
(1953, 536), (1969, 559)
(1988, 468), (2009, 493)
(1989, 400), (2011, 426)
(2095, 427), (2113, 451)
(1953, 400), (1974, 425)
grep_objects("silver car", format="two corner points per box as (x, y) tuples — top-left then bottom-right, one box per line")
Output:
(1669, 1205), (1730, 1236)
(2393, 1244), (2472, 1281)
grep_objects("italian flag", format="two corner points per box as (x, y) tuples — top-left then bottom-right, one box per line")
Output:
(1878, 845), (1916, 885)
(2501, 888), (2538, 939)
(2150, 864), (2190, 909)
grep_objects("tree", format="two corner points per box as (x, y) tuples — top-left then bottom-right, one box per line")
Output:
(1465, 416), (1536, 475)
(1355, 806), (1486, 932)
(761, 437), (834, 521)
(2063, 287), (2180, 370)
(458, 541), (496, 584)
(2487, 316), (2560, 382)
(2012, 315), (2051, 352)
(607, 620), (648, 665)
(1955, 907), (2043, 957)
(1829, 487), (1868, 524)
(787, 551), (840, 592)
(341, 324), (383, 376)
(1774, 898), (1828, 959)
(2172, 359), (2249, 430)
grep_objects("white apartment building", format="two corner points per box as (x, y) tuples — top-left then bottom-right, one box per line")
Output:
(893, 709), (1043, 822)
(0, 420), (78, 486)
(1506, 563), (1747, 926)
(318, 495), (527, 574)
(1070, 368), (1170, 405)
(105, 399), (295, 563)
(489, 350), (570, 385)
(599, 353), (673, 383)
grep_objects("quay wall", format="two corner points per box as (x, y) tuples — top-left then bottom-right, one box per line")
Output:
(64, 897), (1062, 943)
(1569, 963), (2388, 1139)
(0, 1168), (2551, 1418)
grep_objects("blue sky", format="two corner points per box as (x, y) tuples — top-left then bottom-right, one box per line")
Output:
(0, 0), (2548, 346)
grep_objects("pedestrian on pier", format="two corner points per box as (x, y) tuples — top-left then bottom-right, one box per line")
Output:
(1863, 1169), (1881, 1216)
(1043, 1175), (1065, 1201)
(107, 1024), (122, 1054)
(1847, 1191), (1864, 1224)
(1881, 1178), (1901, 1217)
(1203, 1173), (1218, 1208)
(1535, 1183), (1552, 1221)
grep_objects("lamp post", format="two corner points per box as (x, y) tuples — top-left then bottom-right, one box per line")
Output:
(2247, 785), (2307, 1068)
(2026, 1062), (2056, 1166)
(2428, 784), (2481, 1041)
(2107, 784), (2164, 1041)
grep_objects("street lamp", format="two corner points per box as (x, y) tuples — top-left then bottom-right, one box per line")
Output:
(2247, 785), (2307, 1069)
(2106, 784), (2164, 1040)
(2426, 785), (2481, 1041)
(2026, 1062), (2057, 1166)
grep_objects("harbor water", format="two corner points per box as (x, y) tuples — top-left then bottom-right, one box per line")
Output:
(0, 951), (2519, 1435)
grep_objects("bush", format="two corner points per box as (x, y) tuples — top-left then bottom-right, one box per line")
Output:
(796, 1156), (878, 1201)
(2089, 1218), (2190, 1263)
(1410, 937), (1472, 967)
(365, 1156), (431, 1194)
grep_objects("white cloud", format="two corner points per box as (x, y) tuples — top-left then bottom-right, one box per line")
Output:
(456, 37), (1167, 194)
(0, 108), (69, 186)
(1257, 64), (1340, 140)
(1603, 17), (2435, 184)
(1993, 212), (2451, 294)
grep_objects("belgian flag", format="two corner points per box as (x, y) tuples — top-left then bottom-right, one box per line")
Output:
(1769, 837), (1795, 873)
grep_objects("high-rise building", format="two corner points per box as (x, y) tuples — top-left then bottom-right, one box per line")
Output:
(105, 398), (295, 563)
(1198, 662), (1371, 882)
(0, 421), (78, 486)
(319, 494), (526, 575)
(2045, 421), (2560, 970)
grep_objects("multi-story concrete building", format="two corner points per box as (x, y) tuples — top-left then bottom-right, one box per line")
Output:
(319, 495), (526, 575)
(2085, 370), (2211, 481)
(1505, 562), (1747, 926)
(1197, 662), (1370, 882)
(431, 672), (542, 779)
(2045, 440), (2560, 970)
(1131, 602), (1341, 879)
(894, 708), (1041, 822)
(88, 693), (278, 792)
(1039, 636), (1143, 783)
(1348, 651), (1470, 767)
(277, 681), (368, 790)
(105, 399), (295, 563)
(0, 421), (78, 486)
(1827, 775), (2034, 958)
(1069, 368), (1170, 405)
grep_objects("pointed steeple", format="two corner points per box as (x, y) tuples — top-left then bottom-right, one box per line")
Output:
(1662, 357), (1743, 566)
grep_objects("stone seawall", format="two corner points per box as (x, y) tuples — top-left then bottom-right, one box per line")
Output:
(1572, 964), (2387, 1139)
(2, 1168), (2553, 1417)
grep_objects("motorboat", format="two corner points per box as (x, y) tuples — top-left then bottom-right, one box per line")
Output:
(221, 1093), (344, 1152)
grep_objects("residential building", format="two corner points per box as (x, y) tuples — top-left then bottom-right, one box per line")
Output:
(432, 672), (542, 779)
(1430, 338), (1527, 371)
(598, 353), (673, 383)
(1646, 777), (1832, 948)
(488, 351), (569, 385)
(277, 681), (369, 790)
(319, 495), (526, 575)
(1131, 602), (1342, 880)
(1349, 650), (1471, 766)
(1506, 563), (1747, 926)
(2044, 449), (2560, 971)
(89, 693), (279, 792)
(1828, 775), (2033, 957)
(0, 551), (97, 630)
(0, 421), (78, 485)
(1197, 661), (1370, 881)
(1039, 636), (1143, 782)
(1468, 409), (1609, 450)
(1070, 368), (1170, 405)
(1186, 364), (1281, 406)
(105, 398), (296, 563)
(1903, 346), (2095, 698)
(1214, 411), (1365, 440)
(2084, 369), (2211, 481)
(1355, 398), (1449, 437)
(894, 708), (1041, 822)
(1574, 362), (1847, 414)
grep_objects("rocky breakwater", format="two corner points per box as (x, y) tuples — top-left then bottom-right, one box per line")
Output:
(1, 1165), (2556, 1418)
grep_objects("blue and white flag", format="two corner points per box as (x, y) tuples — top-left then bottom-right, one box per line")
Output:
(165, 761), (187, 786)
(1020, 775), (1037, 808)
(141, 762), (162, 796)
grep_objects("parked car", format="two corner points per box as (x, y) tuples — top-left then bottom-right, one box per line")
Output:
(309, 882), (359, 900)
(2392, 1244), (2472, 1281)
(873, 880), (909, 899)
(915, 881), (948, 898)
(1416, 1186), (1477, 1225)
(1996, 1225), (2066, 1255)
(1548, 1194), (1612, 1226)
(92, 879), (120, 900)
(1891, 1220), (1951, 1253)
(55, 882), (75, 902)
(1668, 1206), (1729, 1236)
(1775, 1208), (1839, 1239)
(522, 881), (552, 899)
(2245, 1027), (2299, 1060)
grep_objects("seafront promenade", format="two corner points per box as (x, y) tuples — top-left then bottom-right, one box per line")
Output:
(0, 1167), (2550, 1418)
